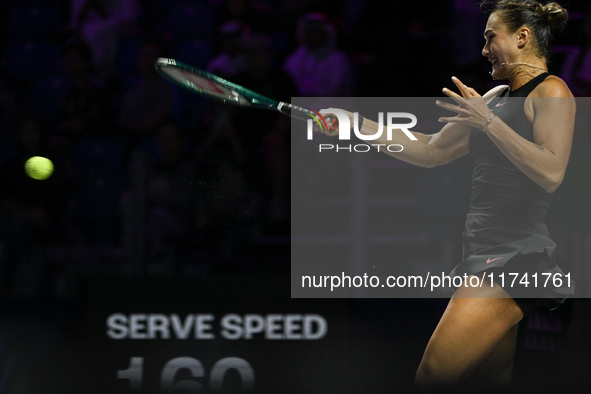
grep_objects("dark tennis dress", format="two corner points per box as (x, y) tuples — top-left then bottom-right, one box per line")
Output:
(449, 72), (574, 313)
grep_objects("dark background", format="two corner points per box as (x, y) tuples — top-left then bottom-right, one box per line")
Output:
(1, 0), (591, 392)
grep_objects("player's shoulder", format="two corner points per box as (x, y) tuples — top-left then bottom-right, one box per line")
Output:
(531, 75), (573, 98)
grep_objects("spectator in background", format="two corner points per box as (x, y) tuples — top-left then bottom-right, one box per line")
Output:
(198, 102), (248, 214)
(233, 33), (296, 222)
(121, 121), (198, 265)
(206, 20), (249, 80)
(196, 103), (252, 258)
(74, 0), (140, 81)
(56, 41), (109, 137)
(214, 0), (269, 34)
(117, 41), (174, 138)
(560, 12), (591, 97)
(283, 12), (353, 97)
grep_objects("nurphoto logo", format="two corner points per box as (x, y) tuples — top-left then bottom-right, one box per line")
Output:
(306, 109), (418, 153)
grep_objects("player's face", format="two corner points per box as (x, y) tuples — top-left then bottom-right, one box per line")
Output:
(482, 13), (520, 79)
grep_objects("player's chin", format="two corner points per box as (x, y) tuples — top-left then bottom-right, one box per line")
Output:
(490, 62), (503, 79)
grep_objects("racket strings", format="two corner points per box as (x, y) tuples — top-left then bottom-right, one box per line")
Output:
(162, 67), (249, 105)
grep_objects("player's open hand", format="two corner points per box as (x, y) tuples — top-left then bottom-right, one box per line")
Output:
(436, 77), (491, 129)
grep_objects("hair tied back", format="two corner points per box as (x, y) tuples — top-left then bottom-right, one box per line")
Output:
(541, 2), (569, 34)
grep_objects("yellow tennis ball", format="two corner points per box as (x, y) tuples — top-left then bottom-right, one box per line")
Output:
(25, 156), (54, 180)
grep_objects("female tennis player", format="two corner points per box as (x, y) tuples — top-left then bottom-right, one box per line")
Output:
(317, 0), (574, 386)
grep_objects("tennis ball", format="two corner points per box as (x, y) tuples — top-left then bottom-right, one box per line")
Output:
(24, 156), (54, 180)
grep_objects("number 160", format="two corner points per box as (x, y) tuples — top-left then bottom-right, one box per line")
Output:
(117, 356), (255, 392)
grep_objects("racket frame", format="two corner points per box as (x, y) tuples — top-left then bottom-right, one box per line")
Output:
(154, 58), (317, 122)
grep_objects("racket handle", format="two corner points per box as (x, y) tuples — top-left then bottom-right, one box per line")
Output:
(329, 117), (338, 131)
(277, 102), (338, 135)
(276, 102), (315, 121)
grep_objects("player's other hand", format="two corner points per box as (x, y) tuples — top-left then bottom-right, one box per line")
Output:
(436, 76), (490, 128)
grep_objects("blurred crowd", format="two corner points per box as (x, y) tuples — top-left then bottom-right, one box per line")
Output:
(0, 0), (590, 297)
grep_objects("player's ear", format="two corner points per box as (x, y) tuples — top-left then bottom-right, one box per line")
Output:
(517, 26), (531, 48)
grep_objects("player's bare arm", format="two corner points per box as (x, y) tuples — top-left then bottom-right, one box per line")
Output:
(316, 84), (507, 168)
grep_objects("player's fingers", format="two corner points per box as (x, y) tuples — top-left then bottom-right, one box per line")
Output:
(451, 76), (470, 96)
(442, 87), (465, 105)
(324, 117), (339, 136)
(452, 77), (483, 98)
(436, 100), (470, 115)
(323, 115), (341, 135)
(461, 85), (474, 97)
(329, 117), (338, 131)
(312, 115), (336, 136)
(465, 87), (481, 97)
(312, 116), (326, 133)
(437, 115), (466, 123)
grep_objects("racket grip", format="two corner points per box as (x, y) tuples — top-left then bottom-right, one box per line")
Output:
(276, 102), (317, 121)
(329, 117), (338, 131)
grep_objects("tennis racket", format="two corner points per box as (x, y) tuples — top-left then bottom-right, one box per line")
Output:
(154, 57), (337, 132)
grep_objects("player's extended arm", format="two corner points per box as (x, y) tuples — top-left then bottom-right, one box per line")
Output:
(356, 116), (468, 168)
(319, 85), (506, 168)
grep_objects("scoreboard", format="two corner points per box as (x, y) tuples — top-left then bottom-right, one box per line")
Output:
(80, 273), (352, 393)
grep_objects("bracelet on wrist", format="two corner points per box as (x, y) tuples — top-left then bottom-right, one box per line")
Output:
(482, 113), (496, 132)
(480, 109), (494, 130)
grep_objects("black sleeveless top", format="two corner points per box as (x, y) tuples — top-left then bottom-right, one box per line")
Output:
(468, 73), (552, 223)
